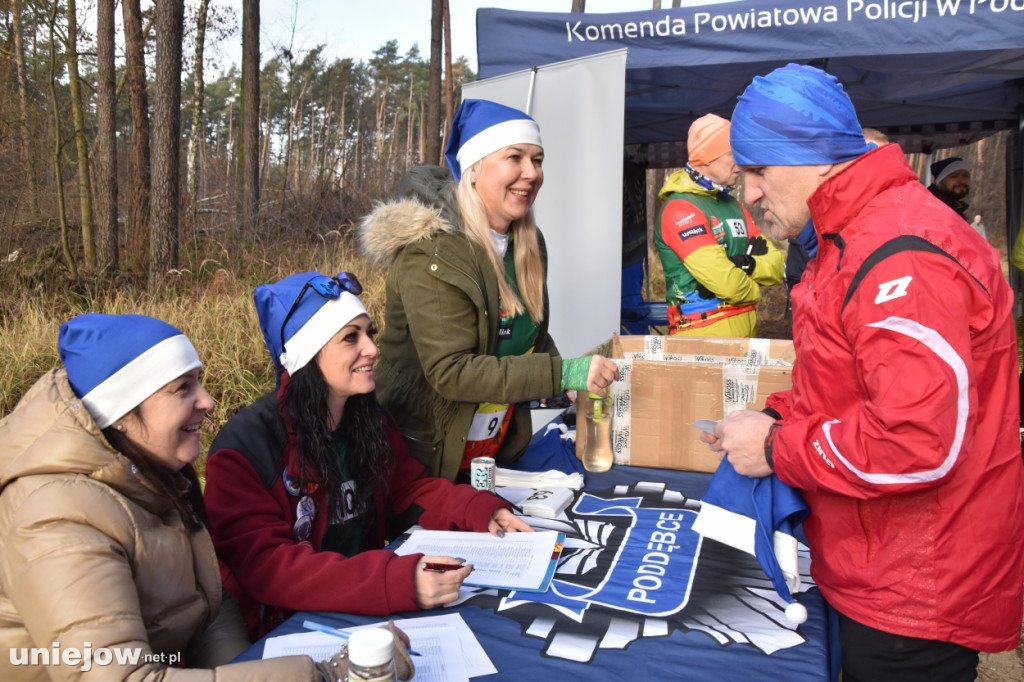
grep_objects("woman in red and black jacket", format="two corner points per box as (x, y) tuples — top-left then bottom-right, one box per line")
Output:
(204, 270), (530, 638)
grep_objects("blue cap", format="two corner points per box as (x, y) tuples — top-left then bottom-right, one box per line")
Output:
(59, 314), (201, 429)
(254, 271), (368, 375)
(444, 99), (542, 181)
(731, 63), (872, 166)
(692, 457), (810, 624)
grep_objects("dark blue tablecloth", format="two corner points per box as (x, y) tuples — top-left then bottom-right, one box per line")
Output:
(236, 440), (838, 680)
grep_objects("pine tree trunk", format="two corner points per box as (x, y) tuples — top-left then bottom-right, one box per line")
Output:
(122, 0), (152, 270)
(95, 0), (119, 273)
(150, 0), (184, 286)
(12, 0), (42, 218)
(425, 0), (442, 166)
(441, 0), (454, 160)
(186, 0), (210, 231)
(338, 92), (347, 190)
(240, 0), (261, 236)
(65, 0), (97, 270)
(46, 2), (77, 279)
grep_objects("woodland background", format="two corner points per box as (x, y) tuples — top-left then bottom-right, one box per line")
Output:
(0, 0), (1014, 434)
(0, 1), (1019, 678)
(0, 0), (1014, 443)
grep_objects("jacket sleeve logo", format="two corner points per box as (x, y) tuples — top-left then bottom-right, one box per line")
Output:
(874, 275), (912, 305)
(677, 224), (709, 241)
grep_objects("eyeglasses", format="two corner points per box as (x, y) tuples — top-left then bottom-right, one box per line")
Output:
(279, 272), (363, 354)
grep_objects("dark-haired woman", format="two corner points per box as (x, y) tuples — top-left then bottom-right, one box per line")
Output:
(203, 271), (530, 639)
(0, 314), (319, 680)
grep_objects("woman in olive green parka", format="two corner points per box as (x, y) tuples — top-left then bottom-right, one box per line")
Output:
(358, 100), (619, 481)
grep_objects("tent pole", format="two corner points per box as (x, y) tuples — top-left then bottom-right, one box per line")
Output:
(525, 66), (538, 115)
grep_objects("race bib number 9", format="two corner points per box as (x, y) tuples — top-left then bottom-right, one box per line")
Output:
(468, 402), (511, 441)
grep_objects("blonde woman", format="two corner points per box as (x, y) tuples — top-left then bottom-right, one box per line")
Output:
(359, 99), (619, 481)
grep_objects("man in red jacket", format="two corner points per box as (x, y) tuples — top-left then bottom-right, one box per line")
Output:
(705, 63), (1024, 682)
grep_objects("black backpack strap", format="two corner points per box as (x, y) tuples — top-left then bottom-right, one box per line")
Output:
(841, 235), (986, 314)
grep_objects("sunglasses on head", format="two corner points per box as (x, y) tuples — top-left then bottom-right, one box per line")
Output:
(279, 272), (363, 354)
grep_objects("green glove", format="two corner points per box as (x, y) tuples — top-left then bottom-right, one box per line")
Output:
(560, 356), (592, 392)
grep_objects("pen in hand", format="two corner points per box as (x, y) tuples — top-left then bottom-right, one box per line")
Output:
(421, 558), (467, 573)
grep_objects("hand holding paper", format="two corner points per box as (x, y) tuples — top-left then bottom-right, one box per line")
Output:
(693, 419), (725, 461)
(396, 530), (564, 593)
(708, 410), (776, 478)
(691, 418), (718, 435)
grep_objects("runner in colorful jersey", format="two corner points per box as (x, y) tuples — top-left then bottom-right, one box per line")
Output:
(654, 114), (784, 336)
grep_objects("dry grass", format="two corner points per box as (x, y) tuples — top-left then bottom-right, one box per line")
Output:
(0, 230), (382, 478)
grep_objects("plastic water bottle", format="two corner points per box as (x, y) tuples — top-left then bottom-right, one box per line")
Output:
(347, 628), (396, 682)
(582, 392), (614, 473)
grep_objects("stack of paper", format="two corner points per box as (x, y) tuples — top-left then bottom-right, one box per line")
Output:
(263, 613), (494, 682)
(494, 467), (584, 490)
(394, 529), (564, 593)
(517, 487), (575, 519)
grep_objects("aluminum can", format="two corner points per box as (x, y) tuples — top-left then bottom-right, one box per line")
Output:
(470, 456), (496, 491)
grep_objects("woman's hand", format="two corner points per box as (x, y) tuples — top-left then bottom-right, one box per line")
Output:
(413, 555), (473, 609)
(488, 507), (533, 536)
(586, 355), (621, 398)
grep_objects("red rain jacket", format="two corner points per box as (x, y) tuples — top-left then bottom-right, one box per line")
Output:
(766, 144), (1024, 652)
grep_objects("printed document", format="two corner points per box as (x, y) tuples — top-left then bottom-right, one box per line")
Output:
(394, 529), (564, 592)
(263, 614), (491, 681)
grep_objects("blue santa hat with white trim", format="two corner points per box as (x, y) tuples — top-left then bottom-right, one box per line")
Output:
(930, 157), (969, 184)
(59, 313), (202, 429)
(444, 99), (543, 181)
(692, 456), (810, 624)
(254, 271), (368, 377)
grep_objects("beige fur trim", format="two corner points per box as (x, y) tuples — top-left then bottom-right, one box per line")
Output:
(357, 198), (453, 268)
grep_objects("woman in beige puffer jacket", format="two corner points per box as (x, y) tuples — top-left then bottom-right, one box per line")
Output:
(0, 314), (321, 681)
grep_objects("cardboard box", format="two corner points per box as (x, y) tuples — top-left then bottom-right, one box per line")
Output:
(577, 335), (794, 473)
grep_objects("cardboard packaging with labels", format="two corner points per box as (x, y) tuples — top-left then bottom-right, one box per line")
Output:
(577, 334), (795, 473)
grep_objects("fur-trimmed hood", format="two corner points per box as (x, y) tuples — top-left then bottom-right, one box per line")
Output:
(358, 166), (459, 268)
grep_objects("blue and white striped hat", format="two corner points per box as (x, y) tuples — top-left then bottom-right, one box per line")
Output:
(59, 314), (202, 429)
(444, 99), (543, 181)
(931, 157), (970, 184)
(254, 271), (368, 376)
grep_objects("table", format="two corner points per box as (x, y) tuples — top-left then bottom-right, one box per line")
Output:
(237, 461), (838, 681)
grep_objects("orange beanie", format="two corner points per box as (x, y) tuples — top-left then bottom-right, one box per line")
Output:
(688, 114), (732, 166)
